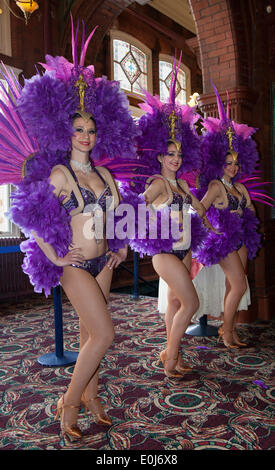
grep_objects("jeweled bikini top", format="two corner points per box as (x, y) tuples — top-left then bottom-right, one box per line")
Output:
(220, 179), (247, 211)
(170, 190), (192, 210)
(62, 165), (113, 213)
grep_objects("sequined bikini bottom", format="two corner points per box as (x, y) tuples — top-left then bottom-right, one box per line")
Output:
(160, 248), (190, 261)
(70, 252), (110, 277)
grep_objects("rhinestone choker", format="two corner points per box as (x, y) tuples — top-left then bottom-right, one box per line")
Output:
(221, 177), (233, 189)
(165, 177), (177, 185)
(71, 159), (92, 174)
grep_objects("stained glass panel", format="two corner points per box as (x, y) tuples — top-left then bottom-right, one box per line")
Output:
(159, 61), (172, 80)
(113, 40), (130, 62)
(159, 60), (187, 105)
(132, 45), (147, 73)
(113, 38), (148, 95)
(114, 62), (131, 91)
(133, 73), (147, 93)
(121, 52), (141, 84)
(178, 69), (186, 89)
(177, 89), (187, 105)
(159, 80), (169, 102)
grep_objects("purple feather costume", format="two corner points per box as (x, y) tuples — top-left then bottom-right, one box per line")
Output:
(193, 83), (262, 266)
(126, 57), (204, 256)
(2, 20), (139, 296)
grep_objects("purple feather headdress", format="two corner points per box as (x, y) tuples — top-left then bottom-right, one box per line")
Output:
(136, 54), (201, 178)
(17, 16), (138, 171)
(199, 82), (259, 188)
(0, 16), (139, 185)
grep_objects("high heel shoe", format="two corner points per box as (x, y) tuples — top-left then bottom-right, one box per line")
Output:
(156, 350), (184, 378)
(176, 356), (192, 373)
(217, 327), (238, 349)
(81, 395), (112, 426)
(232, 329), (247, 347)
(55, 395), (82, 442)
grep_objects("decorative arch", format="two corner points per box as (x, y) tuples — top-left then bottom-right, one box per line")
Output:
(60, 0), (135, 64)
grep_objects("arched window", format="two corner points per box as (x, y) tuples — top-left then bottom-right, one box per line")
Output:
(159, 55), (191, 105)
(110, 30), (152, 100)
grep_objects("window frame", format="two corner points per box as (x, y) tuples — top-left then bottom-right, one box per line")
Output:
(158, 54), (191, 106)
(0, 184), (20, 238)
(110, 30), (153, 100)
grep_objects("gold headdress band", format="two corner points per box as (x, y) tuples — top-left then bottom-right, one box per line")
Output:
(21, 153), (35, 179)
(226, 126), (238, 162)
(168, 109), (181, 152)
(74, 74), (93, 122)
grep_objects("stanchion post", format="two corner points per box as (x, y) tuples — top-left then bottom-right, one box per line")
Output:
(53, 285), (64, 358)
(131, 251), (139, 299)
(37, 285), (78, 366)
(0, 244), (78, 366)
(186, 314), (218, 337)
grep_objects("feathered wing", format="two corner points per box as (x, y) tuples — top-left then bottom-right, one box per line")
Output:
(0, 64), (39, 185)
(94, 155), (148, 186)
(239, 171), (275, 207)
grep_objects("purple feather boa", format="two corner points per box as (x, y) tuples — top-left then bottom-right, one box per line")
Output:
(193, 207), (243, 266)
(9, 178), (72, 296)
(121, 189), (204, 257)
(20, 237), (63, 296)
(241, 208), (262, 259)
(120, 192), (177, 257)
(190, 213), (208, 253)
(194, 206), (261, 266)
(119, 185), (208, 257)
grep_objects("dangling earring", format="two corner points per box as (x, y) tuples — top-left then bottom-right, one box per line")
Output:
(158, 154), (164, 166)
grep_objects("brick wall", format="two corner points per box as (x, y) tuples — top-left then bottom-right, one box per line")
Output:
(190, 0), (237, 93)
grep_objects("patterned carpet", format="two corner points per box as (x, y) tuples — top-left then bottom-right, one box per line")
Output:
(0, 293), (275, 451)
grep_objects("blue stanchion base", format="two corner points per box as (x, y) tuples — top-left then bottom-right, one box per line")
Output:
(186, 323), (218, 337)
(131, 294), (141, 300)
(37, 351), (78, 367)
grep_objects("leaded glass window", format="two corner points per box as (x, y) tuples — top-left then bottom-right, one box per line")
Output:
(113, 39), (148, 94)
(159, 60), (187, 105)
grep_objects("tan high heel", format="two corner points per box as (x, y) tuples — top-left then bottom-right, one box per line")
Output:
(176, 357), (192, 373)
(232, 329), (247, 347)
(81, 396), (112, 426)
(217, 327), (238, 349)
(55, 395), (82, 442)
(156, 350), (184, 378)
